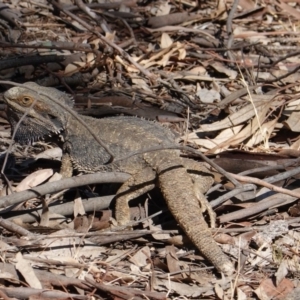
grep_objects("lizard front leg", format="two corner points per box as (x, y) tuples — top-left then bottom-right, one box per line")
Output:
(60, 153), (73, 177)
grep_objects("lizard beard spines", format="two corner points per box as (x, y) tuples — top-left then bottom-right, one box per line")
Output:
(6, 108), (64, 145)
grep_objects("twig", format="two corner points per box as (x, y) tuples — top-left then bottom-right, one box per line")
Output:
(6, 195), (114, 223)
(0, 55), (65, 71)
(0, 217), (35, 237)
(219, 197), (286, 223)
(229, 172), (300, 199)
(85, 277), (166, 300)
(0, 172), (129, 209)
(50, 0), (155, 81)
(0, 41), (93, 52)
(211, 158), (300, 207)
(264, 65), (300, 83)
(226, 0), (239, 64)
(263, 165), (300, 184)
(0, 287), (88, 300)
(210, 184), (255, 207)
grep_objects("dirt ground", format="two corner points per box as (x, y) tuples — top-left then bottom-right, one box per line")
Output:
(0, 0), (300, 299)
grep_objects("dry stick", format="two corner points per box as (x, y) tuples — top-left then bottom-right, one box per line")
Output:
(0, 217), (35, 237)
(262, 164), (300, 184)
(230, 172), (300, 198)
(214, 217), (300, 233)
(74, 0), (111, 34)
(238, 158), (300, 177)
(75, 0), (98, 20)
(6, 195), (115, 223)
(226, 0), (239, 63)
(270, 50), (300, 68)
(51, 0), (155, 80)
(210, 184), (255, 207)
(0, 287), (88, 300)
(0, 80), (114, 162)
(219, 197), (287, 223)
(212, 158), (300, 207)
(67, 1), (132, 11)
(84, 277), (166, 300)
(23, 256), (107, 269)
(0, 41), (93, 52)
(0, 173), (129, 209)
(33, 229), (168, 241)
(265, 65), (300, 83)
(0, 54), (65, 71)
(218, 172), (300, 223)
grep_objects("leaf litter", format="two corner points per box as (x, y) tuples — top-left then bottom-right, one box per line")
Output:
(0, 0), (300, 299)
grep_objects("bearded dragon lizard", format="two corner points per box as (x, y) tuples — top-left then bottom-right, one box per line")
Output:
(3, 82), (234, 275)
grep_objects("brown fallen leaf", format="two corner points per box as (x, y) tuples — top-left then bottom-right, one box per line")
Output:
(255, 278), (294, 300)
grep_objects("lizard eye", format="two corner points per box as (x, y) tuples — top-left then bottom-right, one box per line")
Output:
(21, 96), (33, 106)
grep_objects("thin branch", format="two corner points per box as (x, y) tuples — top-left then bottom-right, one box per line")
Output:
(51, 0), (155, 81)
(0, 172), (129, 209)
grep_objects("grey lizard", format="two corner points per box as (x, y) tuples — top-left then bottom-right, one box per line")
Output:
(3, 82), (235, 275)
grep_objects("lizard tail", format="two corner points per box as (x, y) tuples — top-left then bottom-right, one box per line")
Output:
(158, 163), (235, 275)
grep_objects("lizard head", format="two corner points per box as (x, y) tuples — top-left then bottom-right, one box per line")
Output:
(3, 82), (74, 145)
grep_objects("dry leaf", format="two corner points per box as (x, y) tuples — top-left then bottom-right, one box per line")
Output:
(255, 278), (294, 300)
(276, 0), (300, 19)
(211, 62), (238, 79)
(74, 195), (86, 217)
(187, 125), (243, 151)
(16, 169), (53, 192)
(129, 246), (151, 267)
(65, 61), (86, 76)
(245, 118), (277, 147)
(15, 252), (42, 289)
(236, 288), (248, 300)
(156, 2), (171, 16)
(115, 55), (139, 73)
(275, 260), (289, 286)
(160, 32), (173, 49)
(35, 147), (62, 160)
(196, 100), (270, 132)
(283, 103), (300, 132)
(38, 229), (105, 260)
(215, 283), (229, 300)
(155, 279), (210, 297)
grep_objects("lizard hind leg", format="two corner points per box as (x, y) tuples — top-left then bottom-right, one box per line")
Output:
(115, 167), (156, 226)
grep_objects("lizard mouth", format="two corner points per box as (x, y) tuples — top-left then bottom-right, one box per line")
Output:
(6, 107), (64, 145)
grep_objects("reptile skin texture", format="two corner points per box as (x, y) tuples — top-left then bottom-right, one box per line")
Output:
(3, 82), (234, 275)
